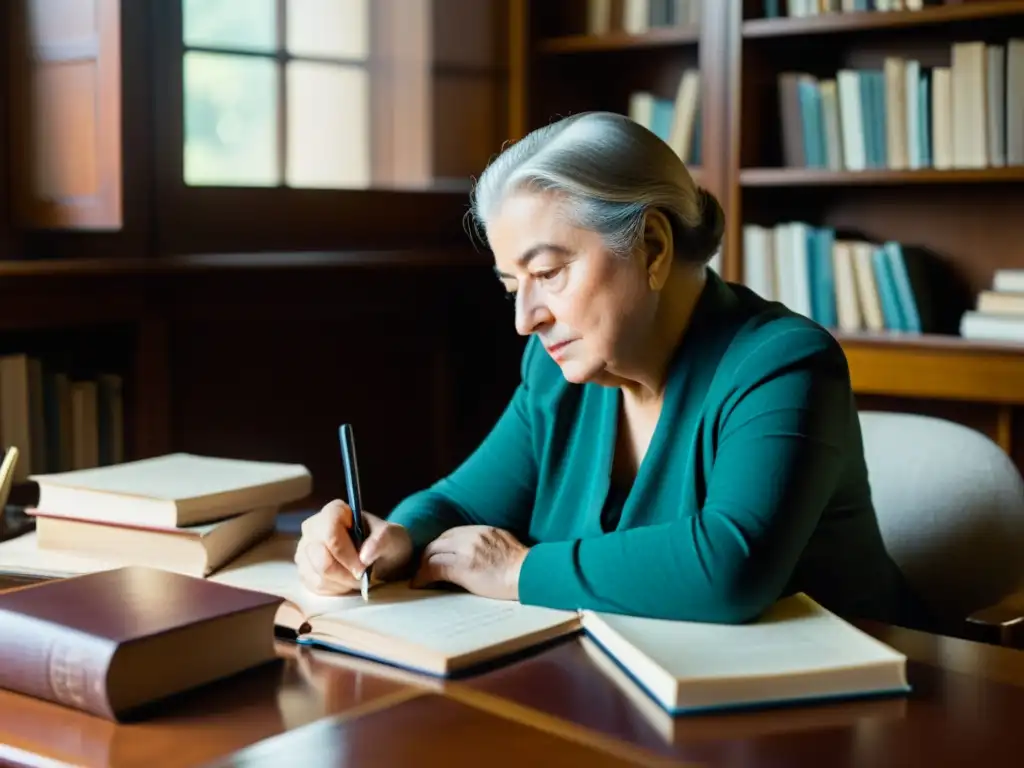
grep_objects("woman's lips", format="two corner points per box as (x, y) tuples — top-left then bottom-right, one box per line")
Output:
(545, 339), (573, 359)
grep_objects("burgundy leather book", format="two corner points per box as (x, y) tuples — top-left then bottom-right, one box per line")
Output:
(0, 566), (283, 721)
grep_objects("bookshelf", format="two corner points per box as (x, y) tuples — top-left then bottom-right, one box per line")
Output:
(510, 0), (1024, 462)
(0, 278), (171, 510)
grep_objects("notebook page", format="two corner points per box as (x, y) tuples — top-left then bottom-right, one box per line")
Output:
(209, 534), (364, 617)
(318, 590), (578, 657)
(584, 594), (905, 681)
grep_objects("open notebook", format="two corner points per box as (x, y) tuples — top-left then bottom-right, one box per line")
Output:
(207, 535), (911, 715)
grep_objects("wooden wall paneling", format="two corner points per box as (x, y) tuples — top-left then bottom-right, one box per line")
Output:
(0, 1), (12, 259)
(166, 268), (476, 514)
(132, 297), (172, 460)
(431, 0), (508, 181)
(506, 0), (528, 141)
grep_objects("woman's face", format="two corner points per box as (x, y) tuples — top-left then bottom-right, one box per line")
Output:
(488, 189), (662, 385)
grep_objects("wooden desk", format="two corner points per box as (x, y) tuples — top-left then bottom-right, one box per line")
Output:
(1, 587), (1022, 767)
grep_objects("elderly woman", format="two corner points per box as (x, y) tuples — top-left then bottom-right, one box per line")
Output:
(296, 111), (921, 626)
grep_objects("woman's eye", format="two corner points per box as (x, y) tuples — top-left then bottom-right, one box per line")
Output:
(535, 267), (563, 281)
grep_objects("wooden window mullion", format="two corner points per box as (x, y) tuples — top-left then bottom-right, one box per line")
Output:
(276, 0), (287, 187)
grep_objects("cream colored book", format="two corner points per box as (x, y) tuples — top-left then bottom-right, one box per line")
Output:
(28, 453), (312, 527)
(578, 637), (907, 743)
(576, 597), (909, 714)
(208, 537), (910, 713)
(28, 505), (278, 577)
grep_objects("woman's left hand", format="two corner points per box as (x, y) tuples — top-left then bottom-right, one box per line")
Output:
(410, 525), (529, 600)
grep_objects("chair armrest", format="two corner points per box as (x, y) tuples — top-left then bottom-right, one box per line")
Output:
(966, 601), (1024, 648)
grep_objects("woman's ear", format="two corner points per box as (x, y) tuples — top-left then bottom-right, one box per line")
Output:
(642, 209), (674, 291)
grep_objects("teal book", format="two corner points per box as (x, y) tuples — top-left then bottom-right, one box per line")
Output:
(872, 246), (906, 331)
(650, 98), (675, 143)
(810, 227), (837, 328)
(919, 69), (932, 167)
(798, 79), (826, 168)
(884, 242), (922, 333)
(872, 70), (888, 168)
(858, 71), (877, 168)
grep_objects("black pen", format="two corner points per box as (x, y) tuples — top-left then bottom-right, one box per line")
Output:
(339, 423), (371, 601)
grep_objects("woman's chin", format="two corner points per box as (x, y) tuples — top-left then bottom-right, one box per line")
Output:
(556, 358), (597, 385)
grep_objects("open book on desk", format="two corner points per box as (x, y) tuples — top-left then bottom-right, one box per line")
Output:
(209, 535), (911, 715)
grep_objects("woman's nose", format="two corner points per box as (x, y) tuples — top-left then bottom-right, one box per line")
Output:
(514, 288), (552, 336)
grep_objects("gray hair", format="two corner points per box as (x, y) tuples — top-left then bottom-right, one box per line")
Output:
(468, 111), (723, 264)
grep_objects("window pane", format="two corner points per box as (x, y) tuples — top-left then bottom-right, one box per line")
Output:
(183, 0), (277, 53)
(184, 52), (279, 187)
(286, 0), (368, 60)
(286, 62), (369, 188)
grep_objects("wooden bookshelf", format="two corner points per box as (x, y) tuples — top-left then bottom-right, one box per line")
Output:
(740, 166), (1024, 186)
(510, 0), (1024, 465)
(510, 0), (726, 243)
(835, 331), (1024, 406)
(743, 1), (1024, 38)
(538, 24), (701, 52)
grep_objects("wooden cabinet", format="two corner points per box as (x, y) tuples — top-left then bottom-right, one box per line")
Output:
(8, 0), (122, 230)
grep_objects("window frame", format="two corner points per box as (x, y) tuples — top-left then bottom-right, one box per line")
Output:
(152, 0), (473, 256)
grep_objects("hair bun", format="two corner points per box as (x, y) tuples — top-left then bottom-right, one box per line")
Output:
(691, 188), (725, 262)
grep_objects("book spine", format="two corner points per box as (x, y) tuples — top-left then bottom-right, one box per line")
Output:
(0, 610), (115, 719)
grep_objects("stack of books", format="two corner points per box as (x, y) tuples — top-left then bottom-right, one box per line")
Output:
(6, 453), (312, 578)
(959, 269), (1024, 343)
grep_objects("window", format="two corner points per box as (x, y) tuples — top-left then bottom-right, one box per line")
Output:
(182, 0), (371, 189)
(154, 0), (507, 252)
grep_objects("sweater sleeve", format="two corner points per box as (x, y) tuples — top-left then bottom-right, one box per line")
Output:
(386, 340), (540, 552)
(517, 328), (853, 624)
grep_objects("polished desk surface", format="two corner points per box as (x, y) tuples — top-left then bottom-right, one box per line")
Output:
(0, 589), (1022, 768)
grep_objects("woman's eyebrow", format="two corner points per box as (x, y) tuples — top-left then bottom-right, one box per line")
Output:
(494, 243), (571, 278)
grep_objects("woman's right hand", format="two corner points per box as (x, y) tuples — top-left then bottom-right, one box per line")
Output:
(294, 499), (413, 595)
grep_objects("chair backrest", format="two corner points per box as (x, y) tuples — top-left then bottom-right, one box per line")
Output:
(859, 410), (1024, 621)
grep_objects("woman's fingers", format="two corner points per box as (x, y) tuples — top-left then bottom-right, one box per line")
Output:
(357, 514), (414, 580)
(410, 550), (459, 589)
(301, 499), (364, 579)
(296, 538), (358, 595)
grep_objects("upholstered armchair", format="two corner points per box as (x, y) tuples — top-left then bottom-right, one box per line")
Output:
(859, 410), (1024, 647)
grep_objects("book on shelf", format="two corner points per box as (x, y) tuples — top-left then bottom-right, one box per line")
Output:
(741, 222), (969, 335)
(0, 353), (123, 483)
(0, 566), (282, 721)
(28, 452), (312, 528)
(762, 1), (952, 20)
(210, 535), (909, 715)
(959, 268), (1024, 342)
(628, 68), (702, 167)
(586, 0), (702, 36)
(776, 38), (1023, 171)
